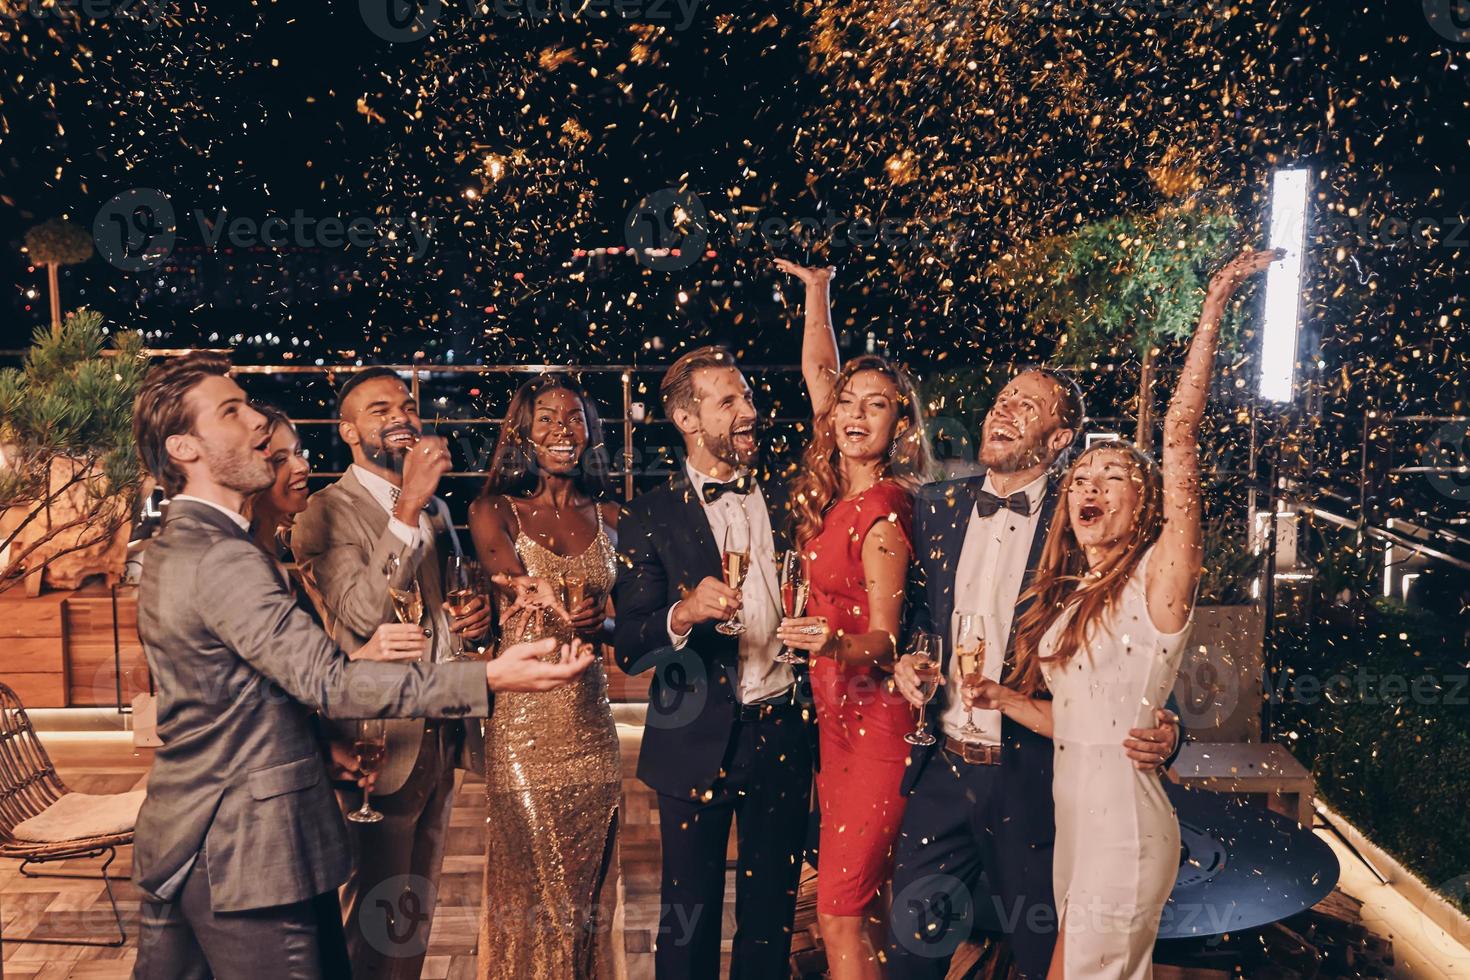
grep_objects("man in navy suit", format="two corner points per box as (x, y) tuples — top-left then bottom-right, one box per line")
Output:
(886, 367), (1183, 980)
(614, 346), (815, 980)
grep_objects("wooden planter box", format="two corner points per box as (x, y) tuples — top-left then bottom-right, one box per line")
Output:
(1171, 603), (1265, 743)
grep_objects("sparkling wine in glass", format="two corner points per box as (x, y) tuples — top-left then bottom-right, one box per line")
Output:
(955, 613), (988, 740)
(348, 719), (387, 824)
(444, 555), (483, 661)
(716, 522), (749, 636)
(775, 550), (810, 664)
(562, 571), (587, 610)
(385, 554), (425, 628)
(903, 632), (941, 746)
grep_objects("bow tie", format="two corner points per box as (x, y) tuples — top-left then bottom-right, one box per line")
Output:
(974, 488), (1032, 518)
(701, 475), (754, 505)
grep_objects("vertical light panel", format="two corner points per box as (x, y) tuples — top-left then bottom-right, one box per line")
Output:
(1259, 167), (1309, 402)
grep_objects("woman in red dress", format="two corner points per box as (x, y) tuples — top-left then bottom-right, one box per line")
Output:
(776, 260), (937, 980)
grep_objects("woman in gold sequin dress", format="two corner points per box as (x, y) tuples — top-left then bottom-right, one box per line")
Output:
(468, 376), (625, 980)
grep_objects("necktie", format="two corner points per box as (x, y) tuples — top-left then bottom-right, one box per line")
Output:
(974, 489), (1031, 518)
(701, 475), (754, 505)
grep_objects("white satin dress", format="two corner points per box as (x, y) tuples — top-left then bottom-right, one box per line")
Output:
(1040, 545), (1192, 979)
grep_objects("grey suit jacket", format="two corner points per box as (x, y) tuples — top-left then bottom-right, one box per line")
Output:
(291, 469), (480, 796)
(133, 499), (492, 912)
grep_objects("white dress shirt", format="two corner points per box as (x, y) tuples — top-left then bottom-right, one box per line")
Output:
(667, 462), (793, 704)
(171, 494), (252, 533)
(351, 464), (452, 549)
(939, 471), (1050, 745)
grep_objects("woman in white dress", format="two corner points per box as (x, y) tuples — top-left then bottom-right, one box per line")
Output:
(965, 247), (1280, 979)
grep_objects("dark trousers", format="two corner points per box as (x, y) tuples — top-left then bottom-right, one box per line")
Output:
(652, 702), (813, 980)
(885, 751), (1057, 980)
(134, 846), (350, 980)
(337, 728), (457, 980)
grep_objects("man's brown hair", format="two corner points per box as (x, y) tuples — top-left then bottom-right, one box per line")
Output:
(132, 353), (233, 496)
(660, 345), (738, 418)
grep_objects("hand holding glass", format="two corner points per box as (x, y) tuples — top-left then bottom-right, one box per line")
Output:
(716, 522), (750, 636)
(955, 613), (988, 740)
(903, 632), (942, 747)
(347, 720), (387, 824)
(775, 550), (810, 664)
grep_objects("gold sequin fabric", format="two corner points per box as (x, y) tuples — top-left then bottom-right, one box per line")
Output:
(478, 522), (624, 980)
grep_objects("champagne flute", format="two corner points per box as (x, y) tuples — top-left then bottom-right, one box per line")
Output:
(716, 521), (749, 636)
(903, 632), (941, 747)
(385, 554), (425, 629)
(775, 550), (810, 665)
(347, 719), (387, 824)
(954, 612), (988, 739)
(444, 555), (481, 661)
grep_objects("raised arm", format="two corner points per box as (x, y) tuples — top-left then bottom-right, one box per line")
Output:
(1149, 247), (1279, 633)
(774, 259), (840, 416)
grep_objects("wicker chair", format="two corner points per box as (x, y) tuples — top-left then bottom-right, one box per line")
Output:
(0, 681), (136, 947)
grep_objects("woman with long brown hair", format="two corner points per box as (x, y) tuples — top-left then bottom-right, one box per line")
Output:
(774, 259), (936, 980)
(965, 248), (1279, 979)
(466, 375), (624, 980)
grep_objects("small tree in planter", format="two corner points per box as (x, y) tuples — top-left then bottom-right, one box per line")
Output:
(23, 218), (95, 334)
(987, 199), (1241, 450)
(0, 309), (147, 596)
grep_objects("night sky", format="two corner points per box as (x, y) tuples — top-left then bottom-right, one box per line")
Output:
(1, 0), (1466, 468)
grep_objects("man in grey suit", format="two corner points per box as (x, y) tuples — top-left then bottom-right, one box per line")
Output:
(291, 367), (490, 980)
(130, 354), (593, 980)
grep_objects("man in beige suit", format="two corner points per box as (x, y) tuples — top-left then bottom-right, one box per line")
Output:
(130, 354), (593, 980)
(292, 367), (491, 980)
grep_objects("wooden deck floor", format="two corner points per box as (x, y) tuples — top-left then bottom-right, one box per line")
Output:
(0, 727), (730, 980)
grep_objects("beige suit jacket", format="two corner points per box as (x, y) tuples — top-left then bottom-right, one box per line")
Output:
(292, 469), (480, 796)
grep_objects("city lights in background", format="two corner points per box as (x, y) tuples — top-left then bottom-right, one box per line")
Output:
(1259, 167), (1310, 402)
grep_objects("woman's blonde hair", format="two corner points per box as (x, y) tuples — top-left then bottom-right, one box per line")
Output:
(791, 355), (936, 546)
(1009, 440), (1164, 696)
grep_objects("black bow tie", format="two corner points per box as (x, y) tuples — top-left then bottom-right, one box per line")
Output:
(701, 475), (754, 504)
(974, 489), (1032, 518)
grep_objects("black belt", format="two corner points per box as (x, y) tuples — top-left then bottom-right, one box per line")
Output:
(736, 686), (798, 722)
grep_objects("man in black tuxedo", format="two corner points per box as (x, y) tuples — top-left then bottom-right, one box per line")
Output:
(885, 367), (1183, 980)
(614, 346), (814, 980)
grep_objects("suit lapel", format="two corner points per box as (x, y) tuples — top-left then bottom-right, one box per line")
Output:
(670, 471), (723, 581)
(1001, 473), (1061, 675)
(929, 476), (984, 671)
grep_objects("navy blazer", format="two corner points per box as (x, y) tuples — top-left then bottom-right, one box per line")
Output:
(613, 468), (815, 799)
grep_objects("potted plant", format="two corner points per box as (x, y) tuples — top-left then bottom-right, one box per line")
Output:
(24, 218), (95, 334)
(0, 309), (147, 596)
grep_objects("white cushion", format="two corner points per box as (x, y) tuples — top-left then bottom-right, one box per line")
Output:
(12, 790), (146, 843)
